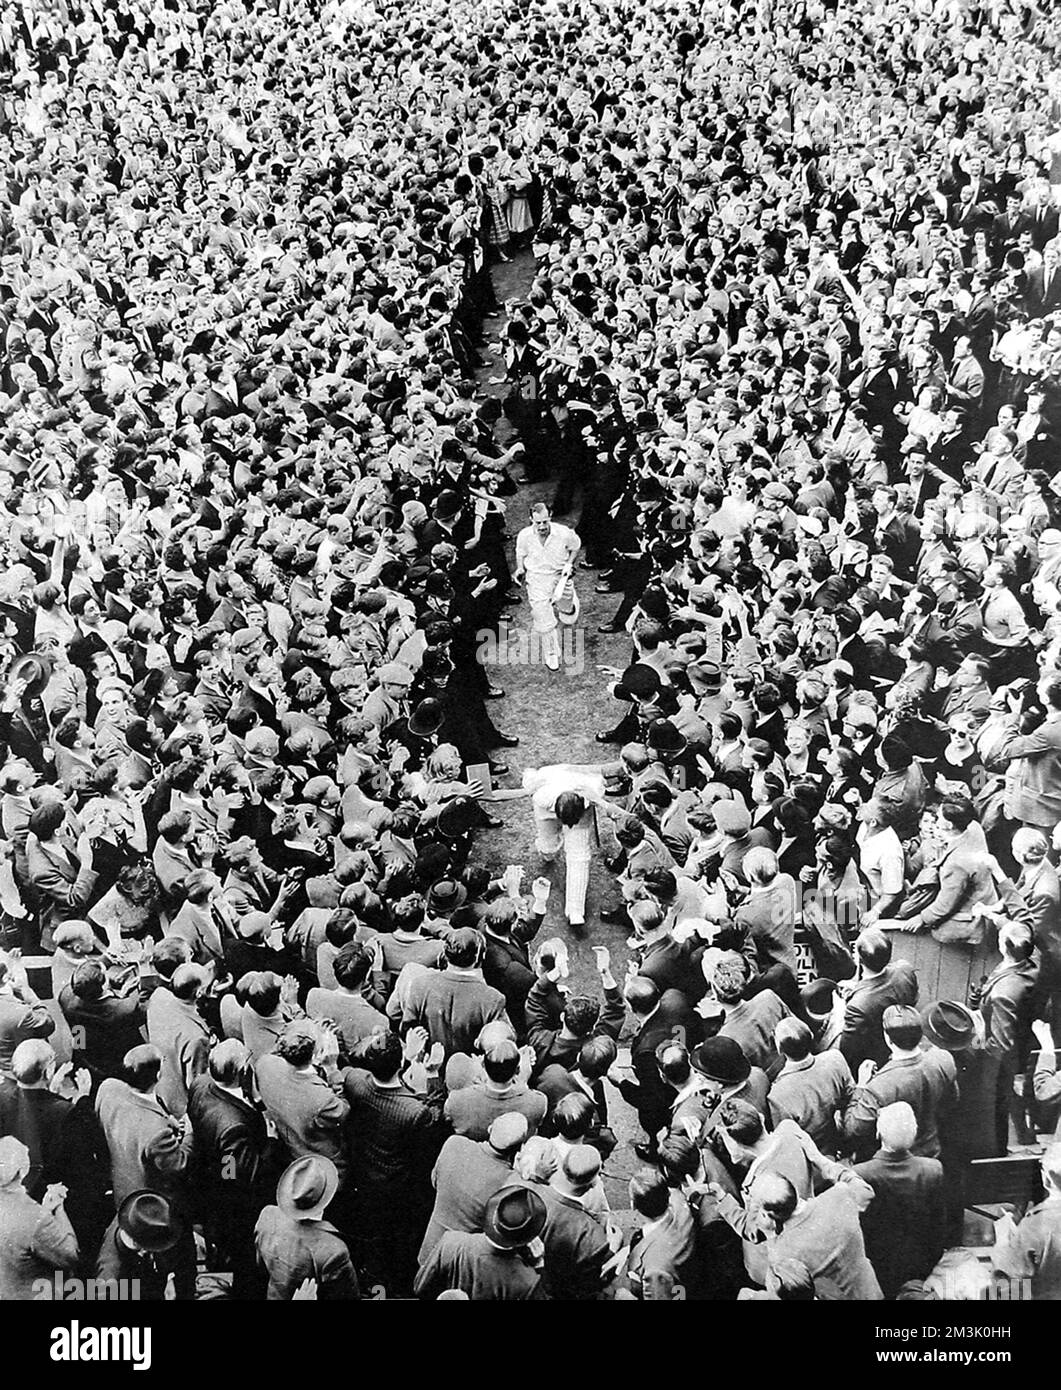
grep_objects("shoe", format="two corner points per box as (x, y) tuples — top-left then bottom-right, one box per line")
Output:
(595, 730), (618, 743)
(485, 685), (506, 699)
(502, 590), (522, 603)
(598, 622), (623, 634)
(633, 1141), (659, 1163)
(482, 815), (505, 829)
(595, 582), (620, 594)
(544, 653), (560, 671)
(493, 732), (519, 747)
(600, 905), (629, 924)
(489, 761), (508, 776)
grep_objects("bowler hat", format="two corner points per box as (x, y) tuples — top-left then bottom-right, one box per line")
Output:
(117, 1191), (182, 1252)
(800, 978), (838, 1021)
(691, 1036), (750, 1085)
(483, 1185), (547, 1249)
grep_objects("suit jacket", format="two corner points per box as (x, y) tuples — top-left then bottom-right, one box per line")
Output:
(481, 930), (537, 1035)
(618, 989), (702, 1135)
(735, 880), (799, 978)
(165, 900), (227, 968)
(634, 935), (707, 1002)
(852, 1149), (945, 1298)
(58, 986), (147, 1082)
(400, 968), (509, 1059)
(146, 989), (211, 1118)
(767, 1051), (856, 1153)
(671, 1068), (771, 1147)
(943, 1046), (1004, 1159)
(842, 1047), (959, 1161)
(719, 990), (789, 1079)
(839, 962), (919, 1071)
(525, 979), (625, 1074)
(0, 1188), (79, 1300)
(0, 1084), (93, 1199)
(1017, 860), (1061, 975)
(306, 988), (389, 1059)
(419, 1134), (514, 1263)
(0, 993), (55, 1076)
(254, 1206), (358, 1300)
(1024, 263), (1061, 317)
(623, 1194), (697, 1298)
(254, 1055), (349, 1181)
(768, 1183), (883, 1300)
(414, 1228), (541, 1300)
(25, 834), (97, 939)
(992, 715), (1061, 829)
(527, 1182), (612, 1300)
(152, 838), (199, 910)
(443, 1081), (547, 1140)
(980, 957), (1039, 1066)
(1021, 204), (1061, 251)
(914, 822), (1000, 945)
(95, 1078), (194, 1207)
(186, 1074), (280, 1219)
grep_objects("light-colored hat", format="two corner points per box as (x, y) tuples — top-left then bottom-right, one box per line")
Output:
(276, 1155), (339, 1221)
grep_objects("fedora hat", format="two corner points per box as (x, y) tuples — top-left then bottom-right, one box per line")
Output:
(555, 585), (580, 627)
(483, 1185), (547, 1249)
(690, 1036), (750, 1086)
(8, 651), (52, 698)
(276, 1155), (339, 1221)
(428, 878), (467, 913)
(922, 1001), (976, 1053)
(686, 660), (722, 696)
(117, 1191), (182, 1252)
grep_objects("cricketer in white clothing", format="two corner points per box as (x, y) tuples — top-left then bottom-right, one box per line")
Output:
(521, 764), (606, 927)
(513, 502), (581, 670)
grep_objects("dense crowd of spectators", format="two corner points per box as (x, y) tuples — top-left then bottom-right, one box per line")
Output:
(3, 0), (1061, 1302)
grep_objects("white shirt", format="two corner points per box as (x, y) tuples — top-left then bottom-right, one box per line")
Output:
(857, 824), (905, 899)
(515, 522), (580, 581)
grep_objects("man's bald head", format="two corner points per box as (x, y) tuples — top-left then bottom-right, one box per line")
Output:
(756, 1172), (798, 1225)
(487, 1111), (529, 1158)
(560, 1144), (601, 1196)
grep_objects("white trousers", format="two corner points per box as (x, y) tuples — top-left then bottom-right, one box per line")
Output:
(534, 808), (594, 923)
(527, 573), (561, 634)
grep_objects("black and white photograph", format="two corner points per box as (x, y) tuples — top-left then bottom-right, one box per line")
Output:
(0, 0), (1057, 1355)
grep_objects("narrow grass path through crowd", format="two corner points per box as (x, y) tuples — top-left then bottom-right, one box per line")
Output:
(471, 254), (643, 1210)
